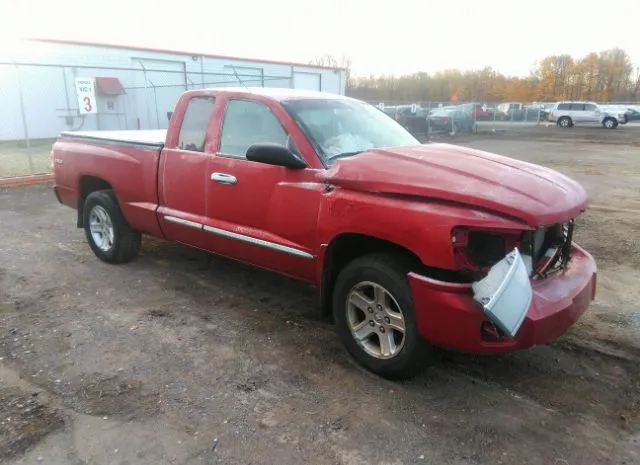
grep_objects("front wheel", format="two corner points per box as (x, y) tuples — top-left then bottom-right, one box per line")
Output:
(602, 117), (617, 129)
(332, 253), (432, 379)
(557, 116), (572, 128)
(83, 190), (141, 264)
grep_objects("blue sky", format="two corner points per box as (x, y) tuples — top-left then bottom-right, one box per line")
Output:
(2, 0), (638, 76)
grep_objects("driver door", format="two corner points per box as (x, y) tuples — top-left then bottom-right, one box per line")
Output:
(203, 97), (323, 282)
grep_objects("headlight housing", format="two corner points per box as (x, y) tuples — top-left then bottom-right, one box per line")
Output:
(451, 227), (524, 276)
(452, 220), (575, 279)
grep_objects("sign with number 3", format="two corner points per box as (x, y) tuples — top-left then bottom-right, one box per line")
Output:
(75, 77), (98, 114)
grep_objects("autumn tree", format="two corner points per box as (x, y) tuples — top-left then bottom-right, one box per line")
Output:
(342, 49), (638, 104)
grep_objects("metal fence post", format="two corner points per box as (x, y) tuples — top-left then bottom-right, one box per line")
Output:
(474, 103), (478, 133)
(451, 104), (456, 135)
(492, 103), (497, 132)
(537, 106), (542, 125)
(15, 63), (34, 175)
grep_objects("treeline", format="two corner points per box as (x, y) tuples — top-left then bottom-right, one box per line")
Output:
(314, 49), (640, 103)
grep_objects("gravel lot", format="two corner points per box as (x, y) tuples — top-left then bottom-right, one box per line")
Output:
(1, 127), (639, 465)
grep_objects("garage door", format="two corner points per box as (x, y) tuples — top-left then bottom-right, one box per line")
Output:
(293, 72), (321, 91)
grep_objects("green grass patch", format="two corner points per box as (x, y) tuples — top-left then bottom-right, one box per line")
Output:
(0, 138), (56, 178)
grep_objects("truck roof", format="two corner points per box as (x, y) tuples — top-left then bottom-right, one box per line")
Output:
(193, 87), (351, 102)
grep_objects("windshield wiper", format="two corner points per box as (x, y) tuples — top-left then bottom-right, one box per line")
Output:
(327, 150), (364, 161)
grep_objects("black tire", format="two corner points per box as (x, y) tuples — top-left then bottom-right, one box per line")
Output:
(332, 253), (432, 380)
(557, 116), (572, 128)
(602, 117), (617, 129)
(83, 190), (141, 264)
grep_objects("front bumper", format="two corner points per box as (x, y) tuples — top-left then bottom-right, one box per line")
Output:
(408, 243), (597, 354)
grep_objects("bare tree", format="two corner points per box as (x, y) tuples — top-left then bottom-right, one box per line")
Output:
(310, 54), (353, 91)
(633, 66), (640, 100)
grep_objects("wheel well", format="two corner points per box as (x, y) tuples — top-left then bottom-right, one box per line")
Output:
(77, 176), (112, 227)
(319, 233), (465, 318)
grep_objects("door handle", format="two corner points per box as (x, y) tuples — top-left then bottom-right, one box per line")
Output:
(211, 172), (237, 185)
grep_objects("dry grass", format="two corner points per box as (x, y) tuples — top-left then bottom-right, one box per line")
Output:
(0, 139), (55, 178)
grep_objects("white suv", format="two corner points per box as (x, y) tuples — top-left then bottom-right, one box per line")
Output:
(548, 101), (626, 129)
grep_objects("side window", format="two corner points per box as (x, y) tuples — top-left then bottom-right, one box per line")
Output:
(178, 97), (216, 152)
(584, 104), (597, 111)
(557, 103), (571, 110)
(219, 100), (289, 157)
(570, 103), (585, 111)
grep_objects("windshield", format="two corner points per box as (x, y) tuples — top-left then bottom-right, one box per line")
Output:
(282, 98), (420, 163)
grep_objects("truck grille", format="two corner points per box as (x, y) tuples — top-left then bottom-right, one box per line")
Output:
(521, 220), (574, 277)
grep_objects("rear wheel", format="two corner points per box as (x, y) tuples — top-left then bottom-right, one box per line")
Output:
(603, 117), (617, 129)
(83, 190), (141, 264)
(332, 253), (432, 379)
(558, 116), (572, 128)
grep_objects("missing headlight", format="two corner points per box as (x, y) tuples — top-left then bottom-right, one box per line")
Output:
(466, 231), (506, 268)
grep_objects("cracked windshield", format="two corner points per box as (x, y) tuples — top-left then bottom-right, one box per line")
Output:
(1, 1), (638, 464)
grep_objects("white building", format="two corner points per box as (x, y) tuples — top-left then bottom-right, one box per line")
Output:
(0, 39), (346, 140)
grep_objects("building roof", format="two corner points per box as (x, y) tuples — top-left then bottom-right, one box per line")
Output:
(28, 38), (346, 72)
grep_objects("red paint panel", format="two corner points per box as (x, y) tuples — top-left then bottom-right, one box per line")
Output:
(408, 244), (596, 353)
(321, 144), (589, 227)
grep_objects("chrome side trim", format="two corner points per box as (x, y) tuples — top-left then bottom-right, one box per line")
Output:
(164, 216), (203, 231)
(203, 225), (314, 260)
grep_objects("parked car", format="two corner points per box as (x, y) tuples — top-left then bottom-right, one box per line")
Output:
(601, 105), (631, 124)
(531, 102), (557, 121)
(548, 101), (627, 129)
(51, 88), (596, 380)
(496, 102), (525, 120)
(627, 105), (640, 120)
(393, 105), (429, 135)
(459, 103), (493, 120)
(428, 107), (477, 133)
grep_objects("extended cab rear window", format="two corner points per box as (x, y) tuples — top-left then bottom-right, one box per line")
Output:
(178, 96), (216, 152)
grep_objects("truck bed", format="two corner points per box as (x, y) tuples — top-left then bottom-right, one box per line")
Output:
(53, 129), (166, 240)
(60, 129), (167, 148)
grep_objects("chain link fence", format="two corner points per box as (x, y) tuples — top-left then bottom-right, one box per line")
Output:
(1, 62), (638, 179)
(0, 62), (293, 179)
(369, 100), (554, 137)
(366, 100), (640, 139)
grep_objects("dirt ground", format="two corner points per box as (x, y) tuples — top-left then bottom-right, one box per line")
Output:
(1, 126), (639, 465)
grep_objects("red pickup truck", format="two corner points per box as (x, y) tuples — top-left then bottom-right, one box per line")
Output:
(51, 87), (597, 379)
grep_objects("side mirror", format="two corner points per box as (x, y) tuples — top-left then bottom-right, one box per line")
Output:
(245, 143), (307, 170)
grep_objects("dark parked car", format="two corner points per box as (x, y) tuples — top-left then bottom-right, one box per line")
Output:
(393, 105), (429, 135)
(427, 108), (476, 133)
(535, 103), (556, 121)
(627, 106), (640, 120)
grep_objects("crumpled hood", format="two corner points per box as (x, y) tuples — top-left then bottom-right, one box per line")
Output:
(320, 143), (588, 227)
